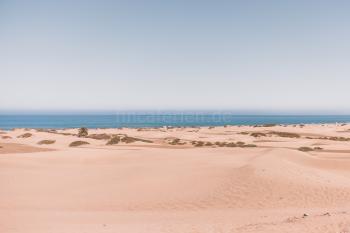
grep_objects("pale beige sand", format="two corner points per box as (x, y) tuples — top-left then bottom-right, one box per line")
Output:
(1, 124), (350, 233)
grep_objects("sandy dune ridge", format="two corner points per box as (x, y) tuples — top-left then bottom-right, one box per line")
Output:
(1, 124), (350, 232)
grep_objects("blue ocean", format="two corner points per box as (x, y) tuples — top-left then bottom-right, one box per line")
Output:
(1, 114), (350, 130)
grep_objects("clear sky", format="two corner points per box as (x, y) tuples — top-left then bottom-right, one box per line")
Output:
(1, 0), (350, 113)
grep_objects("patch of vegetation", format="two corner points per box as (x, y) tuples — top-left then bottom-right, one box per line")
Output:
(243, 144), (257, 148)
(78, 127), (88, 137)
(37, 140), (56, 145)
(226, 142), (237, 147)
(250, 132), (267, 137)
(17, 133), (32, 138)
(215, 141), (226, 147)
(191, 141), (205, 147)
(314, 147), (323, 150)
(319, 136), (350, 141)
(270, 131), (300, 138)
(69, 141), (90, 147)
(205, 142), (214, 146)
(298, 147), (314, 152)
(87, 133), (111, 140)
(238, 132), (250, 135)
(190, 140), (257, 148)
(236, 141), (246, 146)
(2, 136), (12, 139)
(106, 136), (121, 145)
(36, 129), (57, 133)
(167, 138), (186, 145)
(254, 124), (277, 127)
(121, 136), (153, 144)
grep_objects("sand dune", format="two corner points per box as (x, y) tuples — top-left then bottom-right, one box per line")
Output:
(1, 124), (350, 232)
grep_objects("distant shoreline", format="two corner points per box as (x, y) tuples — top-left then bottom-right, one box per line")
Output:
(1, 115), (350, 131)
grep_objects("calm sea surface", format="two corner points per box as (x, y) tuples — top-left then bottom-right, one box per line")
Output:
(1, 115), (350, 130)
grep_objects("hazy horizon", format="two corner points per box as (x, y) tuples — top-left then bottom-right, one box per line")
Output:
(2, 1), (350, 112)
(2, 109), (350, 115)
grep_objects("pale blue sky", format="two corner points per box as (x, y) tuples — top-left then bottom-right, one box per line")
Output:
(1, 0), (350, 113)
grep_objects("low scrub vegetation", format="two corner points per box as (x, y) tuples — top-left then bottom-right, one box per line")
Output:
(121, 136), (153, 144)
(254, 124), (277, 127)
(226, 142), (237, 147)
(69, 141), (90, 147)
(78, 127), (88, 137)
(250, 132), (267, 137)
(36, 129), (57, 133)
(205, 142), (214, 146)
(319, 136), (350, 141)
(193, 141), (257, 148)
(106, 136), (121, 145)
(243, 144), (257, 148)
(37, 140), (56, 145)
(238, 132), (250, 135)
(2, 136), (12, 139)
(215, 141), (227, 147)
(17, 133), (32, 138)
(193, 141), (205, 147)
(236, 141), (245, 146)
(298, 147), (314, 152)
(167, 138), (186, 145)
(87, 133), (111, 140)
(270, 131), (300, 138)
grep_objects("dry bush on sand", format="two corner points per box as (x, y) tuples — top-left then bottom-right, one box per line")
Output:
(121, 136), (152, 144)
(37, 140), (56, 145)
(250, 132), (267, 137)
(69, 141), (90, 147)
(78, 128), (88, 137)
(17, 133), (32, 138)
(106, 136), (121, 145)
(88, 134), (111, 140)
(298, 147), (313, 152)
(270, 131), (300, 138)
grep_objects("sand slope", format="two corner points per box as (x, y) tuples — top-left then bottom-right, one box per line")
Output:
(1, 125), (350, 232)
